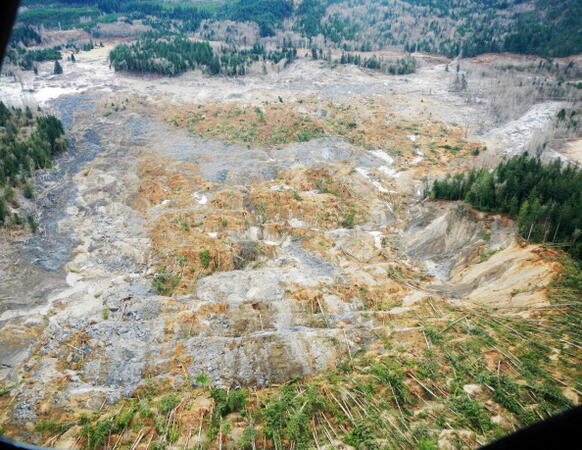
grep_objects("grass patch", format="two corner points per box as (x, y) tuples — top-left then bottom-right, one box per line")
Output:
(153, 266), (181, 296)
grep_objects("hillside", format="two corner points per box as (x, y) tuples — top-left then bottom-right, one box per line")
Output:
(0, 1), (581, 449)
(9, 0), (582, 58)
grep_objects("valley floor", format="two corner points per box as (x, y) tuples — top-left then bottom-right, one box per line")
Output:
(0, 47), (580, 449)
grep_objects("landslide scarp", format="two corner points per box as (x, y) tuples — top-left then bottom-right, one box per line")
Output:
(0, 53), (579, 449)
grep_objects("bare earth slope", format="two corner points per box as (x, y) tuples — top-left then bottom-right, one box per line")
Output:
(0, 47), (579, 448)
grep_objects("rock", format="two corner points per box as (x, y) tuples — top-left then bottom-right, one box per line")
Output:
(322, 294), (356, 314)
(491, 414), (511, 429)
(402, 291), (426, 306)
(402, 203), (486, 280)
(328, 229), (380, 262)
(386, 306), (415, 315)
(463, 384), (483, 396)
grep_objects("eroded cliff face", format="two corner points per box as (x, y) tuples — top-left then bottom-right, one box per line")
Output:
(0, 49), (576, 447)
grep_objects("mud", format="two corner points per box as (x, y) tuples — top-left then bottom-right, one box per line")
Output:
(0, 46), (578, 442)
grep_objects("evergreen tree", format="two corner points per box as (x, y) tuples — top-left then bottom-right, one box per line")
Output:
(0, 198), (7, 226)
(109, 34), (299, 77)
(53, 60), (63, 74)
(0, 103), (66, 231)
(430, 154), (582, 260)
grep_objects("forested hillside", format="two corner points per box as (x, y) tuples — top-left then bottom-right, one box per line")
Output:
(430, 153), (582, 261)
(11, 0), (582, 58)
(0, 102), (66, 230)
(109, 34), (297, 75)
(294, 0), (582, 57)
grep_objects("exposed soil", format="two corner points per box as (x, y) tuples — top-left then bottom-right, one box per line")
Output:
(557, 138), (582, 165)
(0, 46), (579, 447)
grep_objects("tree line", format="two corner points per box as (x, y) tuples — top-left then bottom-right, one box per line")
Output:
(336, 53), (417, 75)
(299, 0), (581, 59)
(429, 153), (582, 261)
(17, 1), (211, 33)
(8, 26), (41, 47)
(224, 0), (293, 37)
(5, 39), (105, 72)
(5, 46), (62, 71)
(17, 6), (101, 29)
(0, 102), (66, 230)
(14, 0), (582, 61)
(109, 34), (297, 76)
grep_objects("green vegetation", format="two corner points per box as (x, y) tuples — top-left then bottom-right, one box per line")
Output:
(198, 249), (212, 269)
(328, 0), (582, 58)
(5, 47), (62, 71)
(109, 35), (214, 76)
(503, 0), (582, 57)
(82, 417), (120, 450)
(336, 53), (417, 74)
(260, 384), (327, 448)
(224, 0), (293, 37)
(342, 208), (356, 229)
(0, 102), (66, 230)
(430, 153), (582, 260)
(153, 266), (181, 295)
(18, 6), (101, 28)
(0, 384), (13, 397)
(53, 60), (63, 74)
(295, 0), (342, 38)
(207, 388), (248, 440)
(14, 0), (582, 64)
(8, 25), (41, 47)
(31, 259), (579, 448)
(35, 420), (75, 435)
(448, 395), (493, 433)
(18, 0), (210, 32)
(158, 393), (179, 413)
(109, 34), (297, 76)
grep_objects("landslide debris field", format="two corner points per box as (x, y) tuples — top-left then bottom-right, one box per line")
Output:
(0, 47), (581, 449)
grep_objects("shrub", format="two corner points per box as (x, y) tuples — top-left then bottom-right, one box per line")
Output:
(198, 249), (212, 269)
(23, 183), (34, 199)
(342, 208), (356, 229)
(158, 394), (179, 413)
